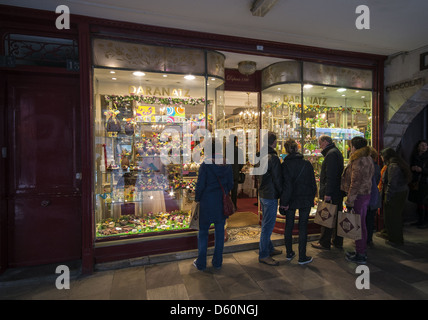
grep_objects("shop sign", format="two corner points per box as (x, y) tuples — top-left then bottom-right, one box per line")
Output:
(283, 95), (328, 105)
(128, 85), (190, 97)
(385, 78), (425, 92)
(224, 68), (259, 91)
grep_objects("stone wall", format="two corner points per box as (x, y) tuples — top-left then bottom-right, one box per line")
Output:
(383, 45), (428, 149)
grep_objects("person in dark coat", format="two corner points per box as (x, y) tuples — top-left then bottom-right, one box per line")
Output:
(279, 139), (317, 265)
(366, 147), (381, 247)
(409, 140), (428, 228)
(194, 141), (233, 271)
(379, 147), (412, 246)
(227, 135), (244, 209)
(312, 135), (344, 250)
(258, 131), (283, 266)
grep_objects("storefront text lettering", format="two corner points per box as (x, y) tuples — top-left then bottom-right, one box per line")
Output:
(283, 95), (327, 105)
(385, 78), (425, 92)
(128, 86), (190, 97)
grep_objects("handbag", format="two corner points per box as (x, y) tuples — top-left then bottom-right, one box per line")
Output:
(189, 201), (200, 230)
(314, 201), (338, 228)
(217, 177), (235, 217)
(210, 166), (235, 217)
(337, 209), (362, 240)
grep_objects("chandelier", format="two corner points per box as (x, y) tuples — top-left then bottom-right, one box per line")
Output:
(239, 93), (258, 125)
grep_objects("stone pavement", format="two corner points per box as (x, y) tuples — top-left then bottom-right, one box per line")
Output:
(1, 225), (428, 300)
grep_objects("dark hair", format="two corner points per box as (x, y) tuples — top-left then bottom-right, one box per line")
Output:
(412, 140), (428, 157)
(380, 147), (412, 183)
(351, 136), (368, 150)
(267, 131), (277, 146)
(368, 146), (378, 161)
(380, 147), (397, 163)
(319, 135), (333, 144)
(284, 138), (298, 154)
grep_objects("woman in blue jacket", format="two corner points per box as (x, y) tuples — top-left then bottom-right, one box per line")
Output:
(194, 141), (233, 271)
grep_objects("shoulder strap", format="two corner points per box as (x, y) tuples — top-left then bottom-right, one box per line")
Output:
(208, 164), (226, 195)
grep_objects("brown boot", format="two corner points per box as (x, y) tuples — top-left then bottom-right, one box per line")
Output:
(259, 256), (279, 266)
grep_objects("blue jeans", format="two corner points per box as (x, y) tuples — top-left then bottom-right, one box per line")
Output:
(259, 198), (278, 259)
(195, 220), (225, 270)
(284, 207), (310, 259)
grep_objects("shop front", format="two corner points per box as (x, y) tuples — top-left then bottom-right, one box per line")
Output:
(0, 4), (385, 274)
(91, 37), (378, 261)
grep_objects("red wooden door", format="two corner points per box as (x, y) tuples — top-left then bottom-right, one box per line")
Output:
(5, 73), (82, 268)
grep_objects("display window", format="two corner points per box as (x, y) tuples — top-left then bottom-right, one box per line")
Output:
(261, 61), (373, 217)
(92, 40), (225, 240)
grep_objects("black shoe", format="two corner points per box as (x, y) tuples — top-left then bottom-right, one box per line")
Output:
(286, 251), (296, 261)
(345, 253), (367, 264)
(345, 251), (356, 258)
(298, 256), (313, 265)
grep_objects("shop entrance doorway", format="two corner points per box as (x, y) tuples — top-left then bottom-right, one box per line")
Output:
(1, 73), (82, 270)
(222, 90), (261, 242)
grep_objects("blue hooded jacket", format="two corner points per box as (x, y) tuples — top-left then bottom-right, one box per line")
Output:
(195, 160), (233, 225)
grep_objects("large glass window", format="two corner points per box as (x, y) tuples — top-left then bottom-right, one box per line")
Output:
(261, 61), (373, 216)
(92, 43), (224, 240)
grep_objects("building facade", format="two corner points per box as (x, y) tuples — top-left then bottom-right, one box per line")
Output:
(0, 5), (386, 274)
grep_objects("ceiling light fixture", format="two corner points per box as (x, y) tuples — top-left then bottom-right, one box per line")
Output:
(133, 71), (145, 77)
(303, 84), (313, 89)
(184, 74), (195, 80)
(337, 88), (347, 92)
(238, 61), (257, 76)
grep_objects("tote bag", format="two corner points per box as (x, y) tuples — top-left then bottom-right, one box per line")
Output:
(314, 201), (338, 228)
(337, 209), (362, 240)
(189, 201), (200, 230)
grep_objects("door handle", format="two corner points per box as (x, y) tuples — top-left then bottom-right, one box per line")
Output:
(41, 200), (51, 207)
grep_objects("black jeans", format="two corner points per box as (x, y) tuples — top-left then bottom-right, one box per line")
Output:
(284, 207), (311, 259)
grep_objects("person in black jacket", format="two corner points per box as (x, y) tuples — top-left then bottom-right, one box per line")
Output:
(258, 131), (283, 266)
(409, 140), (428, 228)
(279, 139), (317, 265)
(227, 135), (244, 209)
(312, 135), (344, 250)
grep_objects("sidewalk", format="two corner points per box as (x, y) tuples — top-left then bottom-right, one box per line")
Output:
(1, 225), (428, 300)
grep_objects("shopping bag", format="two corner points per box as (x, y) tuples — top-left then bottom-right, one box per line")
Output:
(314, 201), (337, 228)
(337, 209), (362, 240)
(189, 201), (200, 230)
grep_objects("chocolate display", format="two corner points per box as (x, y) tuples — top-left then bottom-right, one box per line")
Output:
(96, 211), (191, 237)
